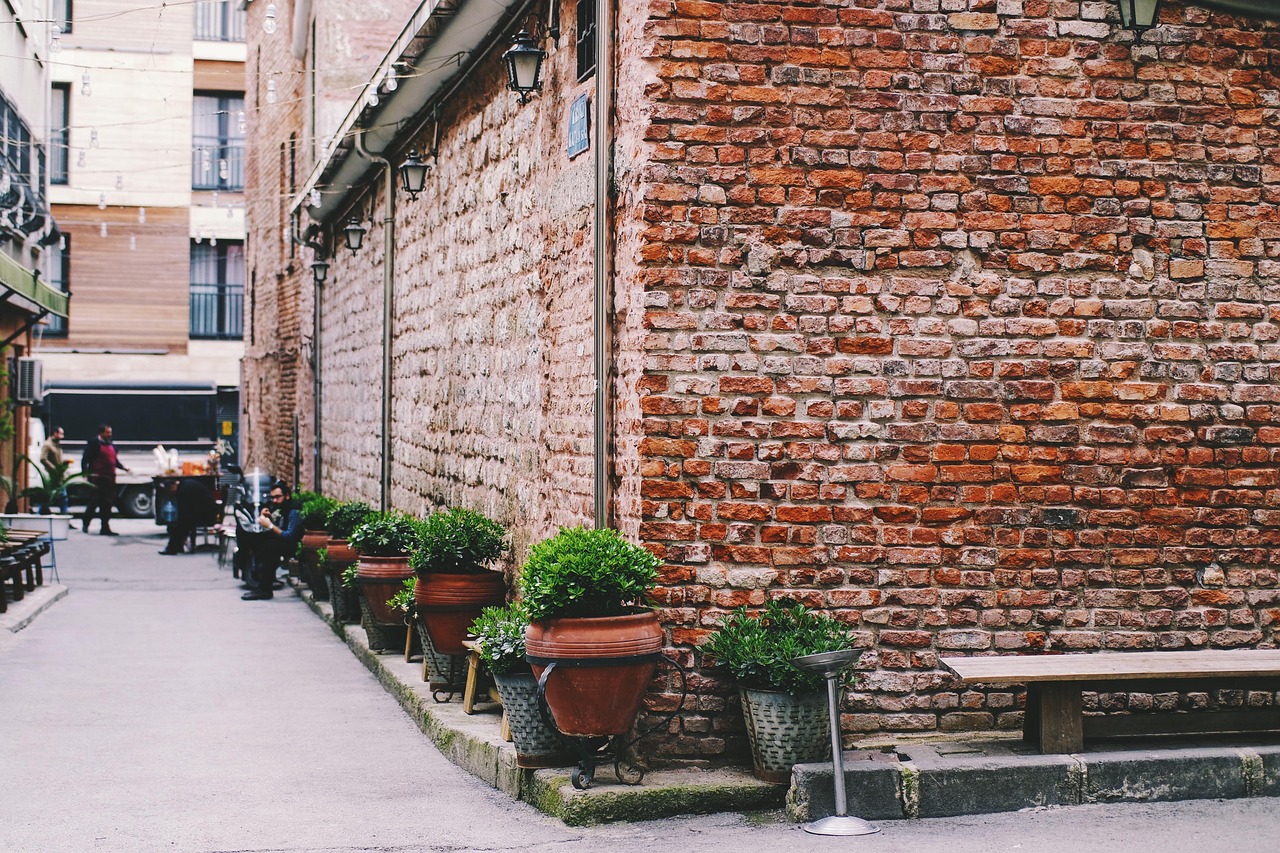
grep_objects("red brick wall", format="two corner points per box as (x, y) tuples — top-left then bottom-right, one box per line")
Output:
(631, 0), (1280, 755)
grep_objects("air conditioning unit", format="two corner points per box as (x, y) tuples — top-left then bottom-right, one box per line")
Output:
(15, 357), (42, 404)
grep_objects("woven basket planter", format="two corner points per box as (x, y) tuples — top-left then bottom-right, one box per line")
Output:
(739, 687), (830, 784)
(493, 670), (567, 769)
(358, 595), (406, 652)
(325, 571), (361, 623)
(414, 621), (466, 690)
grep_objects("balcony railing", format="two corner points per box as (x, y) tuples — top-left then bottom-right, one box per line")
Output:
(191, 138), (244, 191)
(190, 283), (244, 339)
(194, 0), (246, 42)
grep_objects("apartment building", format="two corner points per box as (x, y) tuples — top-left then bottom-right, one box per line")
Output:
(0, 0), (69, 505)
(40, 0), (246, 456)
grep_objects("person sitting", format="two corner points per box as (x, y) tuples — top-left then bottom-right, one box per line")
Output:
(159, 478), (217, 555)
(241, 480), (302, 601)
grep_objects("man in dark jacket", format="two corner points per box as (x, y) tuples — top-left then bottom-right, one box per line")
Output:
(81, 424), (130, 535)
(242, 480), (302, 600)
(159, 478), (218, 555)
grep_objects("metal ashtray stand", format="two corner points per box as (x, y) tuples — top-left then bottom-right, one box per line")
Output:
(792, 650), (880, 837)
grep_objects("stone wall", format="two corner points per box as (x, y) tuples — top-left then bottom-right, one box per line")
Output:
(632, 0), (1280, 757)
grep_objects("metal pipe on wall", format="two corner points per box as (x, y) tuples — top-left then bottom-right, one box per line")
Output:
(313, 276), (322, 491)
(353, 129), (395, 512)
(593, 0), (614, 529)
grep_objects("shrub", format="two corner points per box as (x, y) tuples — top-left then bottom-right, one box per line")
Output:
(300, 495), (336, 529)
(387, 577), (416, 614)
(519, 526), (660, 621)
(704, 599), (859, 695)
(341, 564), (359, 589)
(348, 511), (422, 558)
(326, 501), (375, 539)
(410, 507), (507, 575)
(469, 602), (529, 675)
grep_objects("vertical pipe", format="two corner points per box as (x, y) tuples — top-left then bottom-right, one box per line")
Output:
(592, 0), (614, 529)
(313, 277), (322, 491)
(353, 130), (395, 512)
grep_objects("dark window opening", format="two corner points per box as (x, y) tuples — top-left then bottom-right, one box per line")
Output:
(190, 240), (245, 340)
(192, 93), (245, 191)
(50, 84), (69, 185)
(576, 0), (596, 81)
(38, 234), (70, 338)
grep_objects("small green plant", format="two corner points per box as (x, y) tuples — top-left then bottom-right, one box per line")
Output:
(300, 495), (336, 530)
(294, 489), (321, 507)
(469, 602), (529, 675)
(348, 511), (422, 558)
(19, 455), (85, 514)
(326, 501), (376, 539)
(519, 526), (660, 621)
(341, 564), (359, 589)
(410, 507), (508, 575)
(387, 577), (416, 614)
(705, 599), (858, 695)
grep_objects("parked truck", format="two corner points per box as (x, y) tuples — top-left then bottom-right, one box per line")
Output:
(34, 380), (237, 518)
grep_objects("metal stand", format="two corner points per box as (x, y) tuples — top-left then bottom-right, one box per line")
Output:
(792, 650), (880, 837)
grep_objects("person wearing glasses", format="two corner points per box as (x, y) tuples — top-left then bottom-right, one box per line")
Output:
(242, 480), (302, 601)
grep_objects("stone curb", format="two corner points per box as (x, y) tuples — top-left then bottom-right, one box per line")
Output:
(291, 580), (784, 825)
(790, 739), (1280, 822)
(0, 584), (68, 634)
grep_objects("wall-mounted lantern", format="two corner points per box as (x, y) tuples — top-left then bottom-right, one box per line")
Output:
(502, 30), (545, 104)
(398, 150), (428, 200)
(311, 257), (329, 284)
(1116, 0), (1161, 31)
(343, 216), (367, 254)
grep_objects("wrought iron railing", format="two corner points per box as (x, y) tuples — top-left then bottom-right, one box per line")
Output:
(191, 137), (244, 191)
(194, 0), (246, 42)
(190, 283), (244, 339)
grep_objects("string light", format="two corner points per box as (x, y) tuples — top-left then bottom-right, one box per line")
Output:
(77, 150), (86, 167)
(210, 234), (218, 247)
(237, 110), (246, 135)
(266, 79), (277, 105)
(219, 159), (229, 181)
(263, 3), (277, 34)
(98, 193), (107, 210)
(130, 234), (136, 251)
(50, 24), (61, 54)
(90, 128), (99, 148)
(81, 71), (91, 96)
(138, 208), (146, 224)
(212, 191), (219, 208)
(100, 222), (108, 237)
(365, 90), (379, 108)
(384, 66), (398, 92)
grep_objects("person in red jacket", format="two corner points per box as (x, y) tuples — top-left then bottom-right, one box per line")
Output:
(80, 424), (131, 535)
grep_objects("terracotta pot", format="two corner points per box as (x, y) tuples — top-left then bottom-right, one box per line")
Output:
(415, 572), (507, 656)
(525, 611), (664, 737)
(326, 538), (358, 563)
(355, 555), (413, 628)
(300, 530), (330, 598)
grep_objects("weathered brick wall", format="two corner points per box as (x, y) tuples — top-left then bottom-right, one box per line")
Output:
(318, 23), (600, 550)
(631, 0), (1280, 757)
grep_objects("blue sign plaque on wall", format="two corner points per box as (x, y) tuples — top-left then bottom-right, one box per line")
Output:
(567, 93), (590, 158)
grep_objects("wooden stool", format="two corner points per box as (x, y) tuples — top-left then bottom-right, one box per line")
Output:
(461, 640), (509, 740)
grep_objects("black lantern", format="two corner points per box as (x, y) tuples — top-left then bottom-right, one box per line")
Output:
(343, 216), (366, 254)
(311, 257), (329, 284)
(502, 30), (545, 104)
(398, 150), (428, 200)
(1116, 0), (1161, 31)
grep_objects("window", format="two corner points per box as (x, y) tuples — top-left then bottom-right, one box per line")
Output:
(50, 84), (69, 185)
(194, 0), (245, 42)
(53, 0), (72, 35)
(38, 234), (69, 338)
(576, 0), (596, 81)
(192, 93), (245, 191)
(190, 240), (244, 339)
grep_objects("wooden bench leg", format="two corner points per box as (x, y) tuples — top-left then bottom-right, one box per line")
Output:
(1034, 682), (1084, 753)
(462, 649), (482, 714)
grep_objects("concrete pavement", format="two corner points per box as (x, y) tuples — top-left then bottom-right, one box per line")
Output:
(1, 518), (1278, 852)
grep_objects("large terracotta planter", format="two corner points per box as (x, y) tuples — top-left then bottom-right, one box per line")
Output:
(354, 554), (413, 628)
(525, 611), (664, 737)
(300, 529), (330, 598)
(326, 538), (357, 563)
(415, 572), (507, 656)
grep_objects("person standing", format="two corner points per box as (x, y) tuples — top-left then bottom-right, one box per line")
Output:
(38, 425), (69, 513)
(242, 480), (302, 600)
(159, 477), (217, 555)
(81, 424), (130, 535)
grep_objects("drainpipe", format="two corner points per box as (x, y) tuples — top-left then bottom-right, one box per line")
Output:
(353, 129), (395, 512)
(593, 0), (614, 529)
(313, 275), (322, 491)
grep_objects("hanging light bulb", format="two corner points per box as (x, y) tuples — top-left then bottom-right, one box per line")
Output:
(98, 193), (106, 210)
(237, 110), (246, 135)
(50, 24), (61, 54)
(210, 234), (218, 247)
(365, 90), (380, 109)
(90, 128), (99, 148)
(195, 226), (203, 243)
(212, 191), (220, 208)
(263, 3), (277, 34)
(219, 159), (229, 181)
(138, 207), (146, 224)
(81, 71), (91, 96)
(309, 189), (321, 207)
(266, 79), (277, 105)
(100, 222), (108, 237)
(77, 150), (86, 168)
(201, 149), (212, 175)
(384, 66), (398, 92)
(116, 174), (124, 190)
(130, 234), (137, 251)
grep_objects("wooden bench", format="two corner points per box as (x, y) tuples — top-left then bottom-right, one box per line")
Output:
(941, 650), (1280, 754)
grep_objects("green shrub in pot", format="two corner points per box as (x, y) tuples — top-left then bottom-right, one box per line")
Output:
(300, 495), (336, 530)
(409, 507), (507, 574)
(470, 602), (529, 675)
(410, 507), (509, 657)
(325, 501), (376, 540)
(519, 526), (659, 620)
(348, 511), (422, 558)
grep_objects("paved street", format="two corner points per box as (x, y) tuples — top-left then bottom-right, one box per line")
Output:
(1, 518), (1277, 852)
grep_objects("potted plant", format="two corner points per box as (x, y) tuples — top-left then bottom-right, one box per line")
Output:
(471, 602), (565, 768)
(519, 526), (662, 738)
(298, 495), (335, 597)
(349, 511), (420, 652)
(705, 599), (859, 783)
(322, 501), (374, 609)
(19, 455), (85, 515)
(411, 508), (509, 659)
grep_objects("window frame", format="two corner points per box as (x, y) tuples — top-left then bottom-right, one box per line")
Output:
(189, 239), (245, 340)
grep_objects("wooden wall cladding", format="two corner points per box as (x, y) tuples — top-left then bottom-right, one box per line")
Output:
(194, 60), (245, 94)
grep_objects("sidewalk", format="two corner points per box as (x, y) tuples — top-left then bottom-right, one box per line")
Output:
(5, 518), (1279, 833)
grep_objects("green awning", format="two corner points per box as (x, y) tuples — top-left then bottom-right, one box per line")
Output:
(1197, 0), (1280, 21)
(0, 251), (69, 319)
